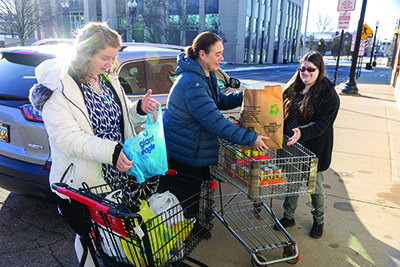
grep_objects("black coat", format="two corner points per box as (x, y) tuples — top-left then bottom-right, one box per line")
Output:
(284, 77), (340, 172)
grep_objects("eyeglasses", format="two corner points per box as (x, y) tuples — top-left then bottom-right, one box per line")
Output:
(298, 67), (318, 72)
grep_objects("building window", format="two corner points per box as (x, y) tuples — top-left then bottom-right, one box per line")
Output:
(246, 16), (251, 32)
(187, 14), (199, 30)
(247, 0), (252, 16)
(68, 11), (84, 36)
(205, 14), (218, 31)
(187, 0), (199, 13)
(170, 15), (180, 26)
(205, 0), (218, 13)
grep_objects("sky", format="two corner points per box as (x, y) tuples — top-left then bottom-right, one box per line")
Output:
(301, 0), (400, 41)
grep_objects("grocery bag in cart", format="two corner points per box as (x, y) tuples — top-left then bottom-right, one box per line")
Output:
(240, 85), (283, 149)
(122, 199), (177, 267)
(123, 106), (168, 183)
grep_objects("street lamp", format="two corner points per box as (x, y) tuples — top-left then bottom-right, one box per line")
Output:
(61, 1), (70, 38)
(372, 40), (379, 67)
(126, 0), (138, 42)
(366, 20), (379, 70)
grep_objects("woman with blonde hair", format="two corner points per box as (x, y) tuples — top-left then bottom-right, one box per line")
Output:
(30, 21), (159, 265)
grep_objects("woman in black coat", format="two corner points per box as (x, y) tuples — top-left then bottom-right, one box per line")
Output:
(275, 51), (340, 239)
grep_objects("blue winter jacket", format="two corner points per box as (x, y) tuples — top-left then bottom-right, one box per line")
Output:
(163, 52), (258, 167)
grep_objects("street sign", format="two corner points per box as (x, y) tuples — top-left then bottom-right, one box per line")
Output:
(337, 0), (356, 11)
(364, 38), (370, 47)
(351, 31), (357, 51)
(359, 40), (366, 56)
(361, 23), (373, 40)
(338, 12), (351, 29)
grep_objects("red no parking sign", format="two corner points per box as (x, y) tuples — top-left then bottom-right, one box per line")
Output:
(337, 0), (357, 11)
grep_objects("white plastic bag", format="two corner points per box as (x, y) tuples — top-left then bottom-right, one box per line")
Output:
(98, 190), (131, 264)
(149, 191), (184, 227)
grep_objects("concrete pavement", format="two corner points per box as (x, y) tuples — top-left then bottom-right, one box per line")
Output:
(188, 64), (400, 267)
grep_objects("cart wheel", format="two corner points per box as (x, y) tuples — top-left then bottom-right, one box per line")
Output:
(283, 246), (299, 264)
(251, 255), (267, 267)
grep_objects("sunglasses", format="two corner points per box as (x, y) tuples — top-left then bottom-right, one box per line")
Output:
(298, 67), (318, 72)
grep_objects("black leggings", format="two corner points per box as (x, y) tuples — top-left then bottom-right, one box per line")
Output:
(159, 158), (210, 216)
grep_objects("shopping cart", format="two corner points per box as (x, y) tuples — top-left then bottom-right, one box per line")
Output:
(211, 126), (318, 266)
(52, 170), (216, 267)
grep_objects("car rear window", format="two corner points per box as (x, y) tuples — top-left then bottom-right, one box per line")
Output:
(119, 58), (177, 95)
(0, 58), (37, 99)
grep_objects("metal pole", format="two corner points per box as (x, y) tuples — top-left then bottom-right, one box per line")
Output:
(259, 30), (264, 64)
(366, 25), (378, 70)
(302, 0), (310, 57)
(334, 30), (344, 85)
(341, 0), (369, 95)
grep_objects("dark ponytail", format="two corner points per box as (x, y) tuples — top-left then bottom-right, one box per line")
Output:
(185, 31), (222, 60)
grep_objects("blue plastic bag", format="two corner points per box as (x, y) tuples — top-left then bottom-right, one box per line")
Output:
(123, 106), (168, 183)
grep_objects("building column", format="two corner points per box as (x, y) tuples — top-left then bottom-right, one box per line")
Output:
(199, 0), (205, 32)
(101, 0), (117, 29)
(83, 0), (97, 23)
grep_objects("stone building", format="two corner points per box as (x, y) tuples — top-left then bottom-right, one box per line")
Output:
(39, 0), (305, 64)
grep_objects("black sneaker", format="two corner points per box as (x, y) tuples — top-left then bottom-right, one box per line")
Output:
(274, 217), (296, 230)
(309, 222), (323, 239)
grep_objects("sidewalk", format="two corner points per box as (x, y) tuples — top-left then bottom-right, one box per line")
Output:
(189, 65), (400, 266)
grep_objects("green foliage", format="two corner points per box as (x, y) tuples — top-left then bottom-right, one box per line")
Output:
(317, 38), (327, 56)
(306, 34), (317, 51)
(331, 38), (341, 58)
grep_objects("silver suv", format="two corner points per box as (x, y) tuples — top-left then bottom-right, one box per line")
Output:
(0, 41), (247, 203)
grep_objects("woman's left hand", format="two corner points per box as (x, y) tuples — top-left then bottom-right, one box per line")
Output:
(287, 128), (301, 146)
(141, 89), (160, 113)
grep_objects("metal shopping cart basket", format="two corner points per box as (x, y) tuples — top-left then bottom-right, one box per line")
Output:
(211, 131), (318, 266)
(52, 170), (216, 267)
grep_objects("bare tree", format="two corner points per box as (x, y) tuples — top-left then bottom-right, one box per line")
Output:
(316, 14), (335, 33)
(0, 0), (54, 45)
(136, 0), (194, 45)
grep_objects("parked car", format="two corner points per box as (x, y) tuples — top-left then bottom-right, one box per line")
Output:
(0, 41), (250, 203)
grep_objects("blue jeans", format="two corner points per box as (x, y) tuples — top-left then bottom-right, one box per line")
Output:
(283, 172), (325, 224)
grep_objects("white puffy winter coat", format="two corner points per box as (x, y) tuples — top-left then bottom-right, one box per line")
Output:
(34, 59), (145, 197)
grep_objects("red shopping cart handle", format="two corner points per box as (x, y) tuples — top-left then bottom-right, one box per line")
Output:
(52, 183), (111, 214)
(208, 180), (217, 190)
(165, 169), (177, 176)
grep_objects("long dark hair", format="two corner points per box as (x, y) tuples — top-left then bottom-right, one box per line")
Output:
(283, 51), (327, 123)
(185, 31), (222, 60)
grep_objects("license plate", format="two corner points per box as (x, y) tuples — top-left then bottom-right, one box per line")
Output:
(0, 124), (10, 143)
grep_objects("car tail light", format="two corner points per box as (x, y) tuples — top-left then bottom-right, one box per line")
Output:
(44, 161), (52, 171)
(20, 103), (43, 122)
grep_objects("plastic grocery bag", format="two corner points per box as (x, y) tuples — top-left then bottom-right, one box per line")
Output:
(123, 106), (168, 183)
(149, 191), (184, 227)
(121, 199), (176, 267)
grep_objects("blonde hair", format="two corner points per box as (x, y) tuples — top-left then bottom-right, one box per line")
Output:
(70, 21), (122, 83)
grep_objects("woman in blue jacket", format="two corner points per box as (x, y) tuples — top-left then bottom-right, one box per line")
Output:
(163, 31), (268, 238)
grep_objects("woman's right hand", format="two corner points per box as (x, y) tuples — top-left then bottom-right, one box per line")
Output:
(116, 151), (133, 172)
(251, 135), (269, 151)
